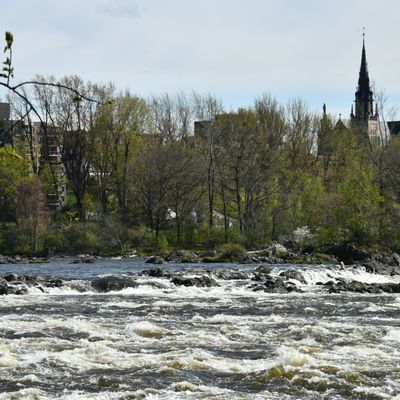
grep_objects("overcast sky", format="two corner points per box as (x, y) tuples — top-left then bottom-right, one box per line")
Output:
(1, 0), (399, 117)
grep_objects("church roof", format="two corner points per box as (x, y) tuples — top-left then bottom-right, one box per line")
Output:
(334, 119), (348, 132)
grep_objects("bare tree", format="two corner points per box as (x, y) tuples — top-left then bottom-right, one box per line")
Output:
(192, 92), (224, 228)
(16, 176), (50, 253)
(131, 138), (176, 239)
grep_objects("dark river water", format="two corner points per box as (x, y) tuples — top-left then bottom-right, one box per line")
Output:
(0, 258), (399, 399)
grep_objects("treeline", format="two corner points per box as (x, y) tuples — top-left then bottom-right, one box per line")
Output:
(0, 75), (399, 255)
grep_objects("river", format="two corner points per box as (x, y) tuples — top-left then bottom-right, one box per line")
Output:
(0, 258), (399, 399)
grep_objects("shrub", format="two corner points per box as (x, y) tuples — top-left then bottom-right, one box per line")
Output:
(218, 242), (246, 258)
(128, 226), (170, 254)
(156, 234), (170, 254)
(0, 223), (18, 254)
(42, 230), (66, 255)
(128, 225), (156, 249)
(196, 224), (245, 249)
(196, 224), (225, 248)
(62, 223), (101, 254)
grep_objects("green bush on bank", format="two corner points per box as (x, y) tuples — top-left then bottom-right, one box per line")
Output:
(0, 223), (19, 255)
(196, 224), (245, 249)
(202, 242), (246, 263)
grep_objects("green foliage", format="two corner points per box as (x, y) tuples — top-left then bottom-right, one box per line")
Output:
(61, 224), (101, 254)
(0, 147), (30, 220)
(42, 230), (66, 255)
(4, 31), (13, 49)
(217, 242), (246, 258)
(336, 164), (383, 244)
(0, 223), (18, 254)
(1, 31), (14, 80)
(156, 234), (170, 255)
(128, 225), (157, 248)
(16, 175), (50, 253)
(127, 225), (170, 253)
(294, 175), (326, 229)
(203, 242), (246, 263)
(196, 224), (245, 248)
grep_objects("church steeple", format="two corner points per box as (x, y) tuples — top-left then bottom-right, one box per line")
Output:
(352, 30), (374, 122)
(350, 30), (381, 146)
(358, 35), (370, 94)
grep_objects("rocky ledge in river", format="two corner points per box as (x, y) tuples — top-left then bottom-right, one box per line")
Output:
(0, 274), (63, 295)
(248, 265), (304, 293)
(143, 242), (400, 271)
(322, 280), (400, 294)
(84, 265), (400, 295)
(1, 257), (399, 295)
(71, 255), (96, 264)
(0, 255), (45, 265)
(145, 250), (200, 264)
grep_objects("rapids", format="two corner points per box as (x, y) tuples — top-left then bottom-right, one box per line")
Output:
(0, 258), (399, 399)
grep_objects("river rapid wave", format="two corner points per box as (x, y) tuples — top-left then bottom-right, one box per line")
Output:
(0, 259), (399, 399)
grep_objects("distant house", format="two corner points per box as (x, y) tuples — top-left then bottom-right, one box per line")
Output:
(0, 102), (11, 146)
(0, 102), (66, 208)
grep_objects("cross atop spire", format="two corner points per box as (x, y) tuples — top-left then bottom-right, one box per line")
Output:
(362, 28), (366, 57)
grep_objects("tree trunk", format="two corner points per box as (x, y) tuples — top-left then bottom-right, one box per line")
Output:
(207, 157), (215, 228)
(221, 181), (229, 243)
(234, 173), (243, 232)
(76, 197), (86, 221)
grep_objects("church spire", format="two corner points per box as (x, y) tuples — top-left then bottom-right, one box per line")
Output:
(352, 29), (374, 122)
(357, 29), (370, 97)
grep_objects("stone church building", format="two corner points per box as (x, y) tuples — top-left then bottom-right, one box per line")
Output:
(318, 36), (399, 155)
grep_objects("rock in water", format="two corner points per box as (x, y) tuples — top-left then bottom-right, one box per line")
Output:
(255, 265), (273, 275)
(250, 275), (302, 293)
(145, 256), (164, 265)
(0, 278), (10, 295)
(392, 253), (400, 267)
(279, 269), (307, 284)
(171, 275), (218, 287)
(0, 274), (64, 295)
(91, 276), (139, 292)
(72, 256), (95, 264)
(140, 268), (172, 278)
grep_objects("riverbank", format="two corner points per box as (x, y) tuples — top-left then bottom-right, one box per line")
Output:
(2, 241), (400, 276)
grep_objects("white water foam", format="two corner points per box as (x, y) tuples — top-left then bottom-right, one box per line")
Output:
(297, 266), (399, 286)
(383, 328), (400, 343)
